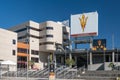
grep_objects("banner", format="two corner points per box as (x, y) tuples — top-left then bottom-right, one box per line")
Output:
(92, 39), (106, 51)
(71, 11), (98, 37)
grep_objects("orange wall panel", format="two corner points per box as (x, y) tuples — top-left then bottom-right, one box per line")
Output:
(17, 42), (29, 49)
(17, 53), (29, 57)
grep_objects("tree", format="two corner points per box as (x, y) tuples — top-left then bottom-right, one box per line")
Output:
(28, 60), (35, 69)
(108, 62), (115, 70)
(65, 58), (75, 67)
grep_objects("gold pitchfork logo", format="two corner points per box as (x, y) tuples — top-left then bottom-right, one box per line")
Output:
(79, 14), (88, 32)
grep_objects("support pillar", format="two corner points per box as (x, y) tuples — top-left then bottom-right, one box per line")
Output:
(49, 52), (56, 80)
(89, 38), (93, 70)
(87, 50), (89, 70)
(61, 56), (64, 65)
(112, 51), (115, 63)
(104, 50), (105, 70)
(69, 53), (72, 60)
(90, 52), (93, 65)
(54, 53), (56, 69)
(74, 56), (77, 66)
(69, 44), (72, 67)
(75, 37), (77, 49)
(0, 64), (2, 79)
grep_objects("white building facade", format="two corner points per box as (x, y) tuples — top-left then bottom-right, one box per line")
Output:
(9, 20), (70, 69)
(0, 28), (17, 71)
(0, 28), (17, 62)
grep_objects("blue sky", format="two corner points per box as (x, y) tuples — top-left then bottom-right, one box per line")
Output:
(0, 0), (120, 49)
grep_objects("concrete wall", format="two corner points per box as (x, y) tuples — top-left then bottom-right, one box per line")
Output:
(88, 62), (120, 71)
(88, 63), (104, 71)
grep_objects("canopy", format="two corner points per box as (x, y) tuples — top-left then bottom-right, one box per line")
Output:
(1, 60), (16, 65)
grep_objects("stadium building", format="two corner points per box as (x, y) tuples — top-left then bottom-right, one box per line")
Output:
(2, 11), (119, 71)
(69, 11), (120, 71)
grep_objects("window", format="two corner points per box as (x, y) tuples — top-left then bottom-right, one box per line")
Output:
(46, 35), (53, 37)
(31, 57), (39, 62)
(39, 36), (44, 39)
(13, 50), (16, 56)
(18, 48), (27, 53)
(18, 35), (27, 39)
(39, 42), (54, 45)
(15, 27), (27, 32)
(46, 27), (53, 30)
(39, 27), (45, 31)
(0, 60), (3, 61)
(13, 39), (16, 44)
(17, 56), (27, 61)
(30, 34), (39, 39)
(31, 50), (39, 55)
(30, 27), (39, 31)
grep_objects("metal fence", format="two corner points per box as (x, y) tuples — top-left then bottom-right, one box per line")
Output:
(0, 66), (78, 80)
(1, 66), (120, 80)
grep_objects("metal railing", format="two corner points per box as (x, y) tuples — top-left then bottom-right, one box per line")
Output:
(2, 66), (120, 80)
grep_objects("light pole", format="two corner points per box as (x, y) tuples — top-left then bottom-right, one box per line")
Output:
(87, 49), (89, 70)
(117, 48), (118, 70)
(104, 49), (106, 70)
(65, 47), (66, 66)
(117, 48), (119, 79)
(0, 63), (2, 79)
(26, 26), (29, 80)
(49, 42), (56, 80)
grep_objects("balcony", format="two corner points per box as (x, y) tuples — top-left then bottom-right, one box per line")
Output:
(39, 44), (55, 52)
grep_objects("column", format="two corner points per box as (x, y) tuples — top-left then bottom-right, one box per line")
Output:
(90, 52), (93, 65)
(74, 56), (77, 66)
(69, 43), (72, 64)
(54, 53), (56, 68)
(112, 51), (115, 63)
(89, 52), (93, 70)
(104, 50), (105, 70)
(89, 38), (93, 70)
(61, 56), (64, 65)
(75, 37), (77, 49)
(0, 64), (2, 79)
(87, 50), (89, 70)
